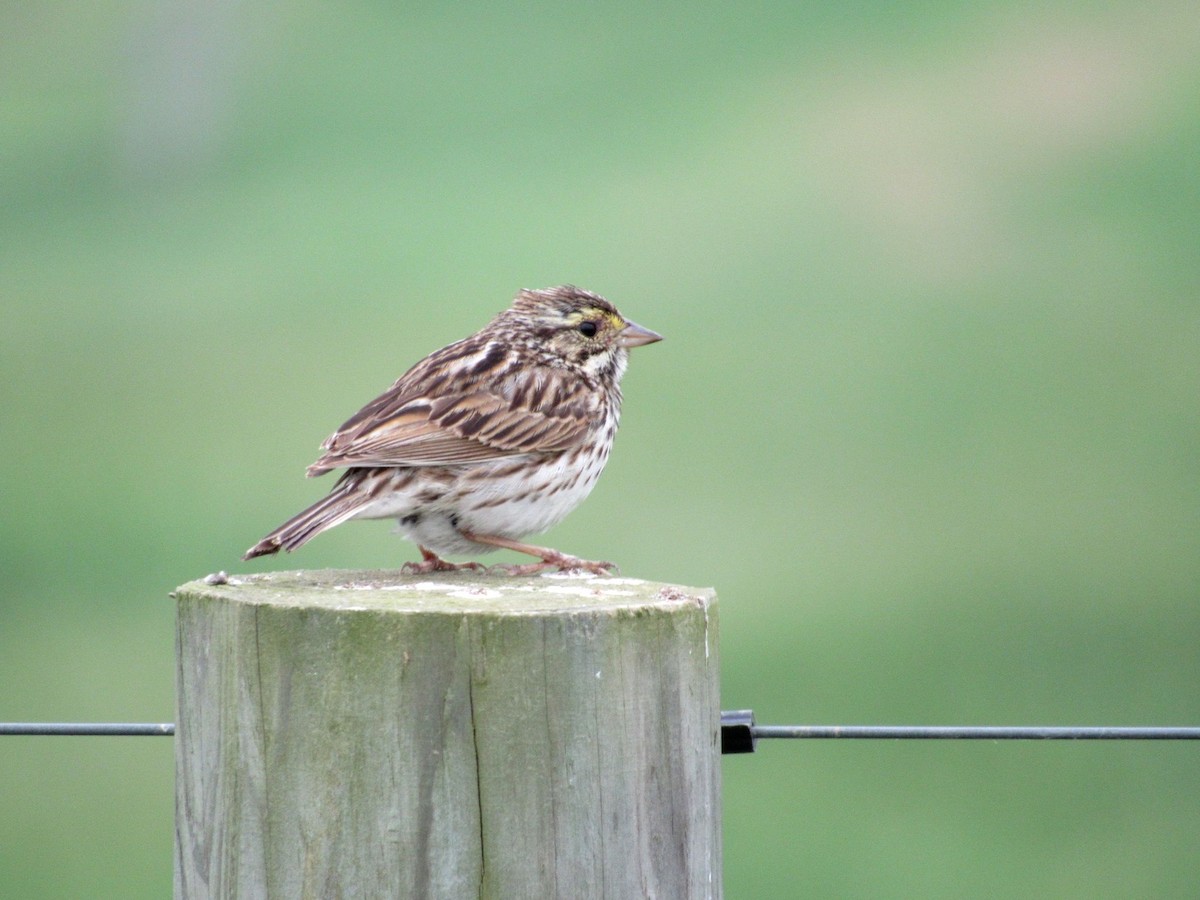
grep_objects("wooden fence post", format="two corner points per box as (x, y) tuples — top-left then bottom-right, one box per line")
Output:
(173, 569), (720, 899)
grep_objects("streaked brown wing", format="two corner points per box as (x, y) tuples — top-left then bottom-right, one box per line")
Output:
(306, 364), (594, 474)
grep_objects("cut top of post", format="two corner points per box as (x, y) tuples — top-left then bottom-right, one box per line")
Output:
(177, 569), (712, 617)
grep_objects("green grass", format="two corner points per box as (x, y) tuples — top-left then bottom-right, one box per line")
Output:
(2, 1), (1198, 896)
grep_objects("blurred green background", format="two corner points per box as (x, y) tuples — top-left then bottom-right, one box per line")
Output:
(3, 1), (1198, 896)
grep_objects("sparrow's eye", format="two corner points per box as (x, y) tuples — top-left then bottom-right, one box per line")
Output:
(577, 321), (598, 338)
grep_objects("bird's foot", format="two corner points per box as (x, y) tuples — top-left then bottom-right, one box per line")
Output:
(490, 553), (618, 577)
(457, 529), (619, 577)
(401, 547), (485, 575)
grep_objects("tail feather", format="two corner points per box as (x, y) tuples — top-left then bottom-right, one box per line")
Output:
(243, 473), (372, 560)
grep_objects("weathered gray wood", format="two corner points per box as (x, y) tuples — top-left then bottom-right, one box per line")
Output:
(174, 569), (720, 899)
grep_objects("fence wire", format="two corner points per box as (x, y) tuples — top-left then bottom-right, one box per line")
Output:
(0, 723), (174, 736)
(715, 711), (1200, 753)
(5, 717), (1200, 753)
(752, 725), (1200, 740)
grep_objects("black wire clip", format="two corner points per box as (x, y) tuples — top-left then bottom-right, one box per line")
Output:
(720, 709), (757, 754)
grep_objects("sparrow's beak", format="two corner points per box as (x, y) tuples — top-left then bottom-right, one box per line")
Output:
(618, 319), (663, 348)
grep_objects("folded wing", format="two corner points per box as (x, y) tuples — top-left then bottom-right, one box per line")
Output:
(306, 363), (596, 475)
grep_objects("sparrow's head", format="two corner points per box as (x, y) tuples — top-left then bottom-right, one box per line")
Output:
(503, 285), (661, 376)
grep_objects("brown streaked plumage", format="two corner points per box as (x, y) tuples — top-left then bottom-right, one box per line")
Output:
(243, 285), (661, 574)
